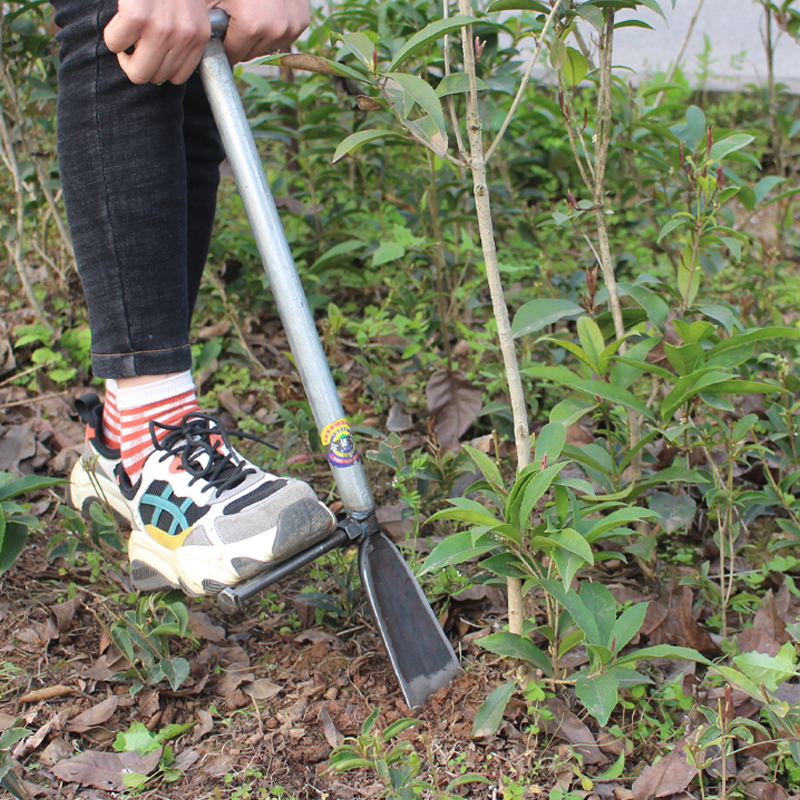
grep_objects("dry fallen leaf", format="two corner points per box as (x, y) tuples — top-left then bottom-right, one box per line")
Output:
(52, 748), (162, 792)
(319, 704), (344, 748)
(66, 695), (119, 734)
(426, 369), (482, 452)
(632, 734), (699, 800)
(241, 679), (282, 701)
(541, 697), (606, 765)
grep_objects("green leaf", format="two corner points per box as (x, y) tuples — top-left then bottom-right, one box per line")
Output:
(472, 681), (516, 738)
(636, 0), (666, 20)
(705, 327), (800, 358)
(436, 73), (489, 97)
(383, 718), (421, 741)
(657, 215), (691, 243)
(596, 752), (627, 781)
(372, 241), (405, 267)
(549, 38), (567, 70)
(341, 32), (375, 69)
(549, 396), (597, 427)
(487, 0), (549, 10)
(733, 641), (798, 691)
(534, 422), (567, 465)
(463, 445), (505, 497)
(332, 130), (402, 164)
(754, 175), (785, 206)
(611, 602), (648, 654)
(512, 299), (583, 337)
(541, 579), (599, 644)
(114, 721), (160, 755)
(517, 463), (567, 525)
(160, 657), (189, 691)
(575, 671), (619, 726)
(709, 134), (755, 162)
(479, 632), (554, 676)
(385, 72), (447, 137)
(685, 105), (706, 147)
(0, 521), (29, 577)
(562, 46), (589, 86)
(648, 492), (696, 534)
(617, 282), (668, 330)
(419, 531), (497, 575)
(577, 316), (606, 375)
(0, 474), (64, 503)
(615, 644), (710, 667)
(389, 15), (476, 70)
(575, 4), (604, 31)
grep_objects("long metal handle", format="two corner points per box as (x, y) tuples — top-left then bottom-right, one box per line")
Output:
(200, 11), (374, 516)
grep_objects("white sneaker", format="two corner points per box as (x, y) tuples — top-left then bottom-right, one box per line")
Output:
(69, 393), (133, 527)
(120, 410), (336, 596)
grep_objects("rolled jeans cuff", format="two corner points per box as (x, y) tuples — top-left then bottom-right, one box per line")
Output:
(91, 343), (193, 379)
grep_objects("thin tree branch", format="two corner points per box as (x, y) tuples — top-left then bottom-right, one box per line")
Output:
(484, 0), (564, 162)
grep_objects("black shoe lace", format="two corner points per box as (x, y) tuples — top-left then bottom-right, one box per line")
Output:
(150, 412), (262, 496)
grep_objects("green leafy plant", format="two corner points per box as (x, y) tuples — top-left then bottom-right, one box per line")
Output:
(328, 708), (488, 800)
(113, 720), (195, 792)
(109, 592), (195, 694)
(0, 472), (62, 576)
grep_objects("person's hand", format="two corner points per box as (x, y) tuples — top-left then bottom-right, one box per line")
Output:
(216, 0), (310, 64)
(104, 0), (211, 85)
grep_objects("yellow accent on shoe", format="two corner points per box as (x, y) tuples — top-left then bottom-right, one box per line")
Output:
(145, 524), (193, 551)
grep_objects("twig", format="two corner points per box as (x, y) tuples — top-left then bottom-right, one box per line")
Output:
(205, 270), (270, 378)
(442, 0), (467, 159)
(485, 0), (565, 162)
(0, 391), (69, 410)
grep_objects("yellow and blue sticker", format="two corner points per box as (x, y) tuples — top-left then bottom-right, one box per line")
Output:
(320, 418), (359, 468)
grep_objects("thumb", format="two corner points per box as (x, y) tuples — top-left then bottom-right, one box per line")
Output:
(103, 11), (143, 54)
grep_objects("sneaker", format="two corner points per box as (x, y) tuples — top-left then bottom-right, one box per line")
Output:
(69, 394), (134, 527)
(121, 411), (336, 596)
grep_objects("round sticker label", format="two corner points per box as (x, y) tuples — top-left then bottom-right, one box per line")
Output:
(320, 418), (359, 467)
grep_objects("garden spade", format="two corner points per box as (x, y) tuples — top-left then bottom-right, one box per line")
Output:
(199, 10), (460, 709)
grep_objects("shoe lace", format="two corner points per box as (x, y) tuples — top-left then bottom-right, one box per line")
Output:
(150, 412), (260, 496)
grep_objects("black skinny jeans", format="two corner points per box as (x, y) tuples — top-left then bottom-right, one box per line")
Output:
(53, 0), (225, 378)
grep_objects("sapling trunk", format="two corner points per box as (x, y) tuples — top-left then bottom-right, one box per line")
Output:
(457, 0), (537, 640)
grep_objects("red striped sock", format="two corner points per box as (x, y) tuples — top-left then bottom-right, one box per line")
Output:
(102, 379), (121, 450)
(117, 372), (200, 485)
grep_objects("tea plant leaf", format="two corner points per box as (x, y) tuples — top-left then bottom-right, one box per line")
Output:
(541, 579), (600, 644)
(549, 38), (567, 70)
(636, 0), (666, 20)
(517, 462), (567, 525)
(615, 644), (710, 667)
(160, 657), (189, 692)
(649, 492), (696, 534)
(577, 317), (606, 373)
(611, 602), (648, 654)
(0, 474), (63, 503)
(705, 326), (800, 357)
(472, 681), (516, 738)
(513, 299), (583, 337)
(385, 72), (447, 137)
(562, 46), (589, 86)
(463, 444), (505, 496)
(575, 4), (604, 31)
(341, 32), (375, 69)
(549, 396), (597, 427)
(419, 531), (497, 574)
(437, 73), (490, 97)
(709, 133), (755, 162)
(575, 671), (619, 726)
(487, 0), (549, 10)
(388, 15), (476, 70)
(332, 130), (403, 164)
(534, 422), (567, 465)
(257, 53), (368, 83)
(479, 632), (554, 676)
(733, 642), (799, 691)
